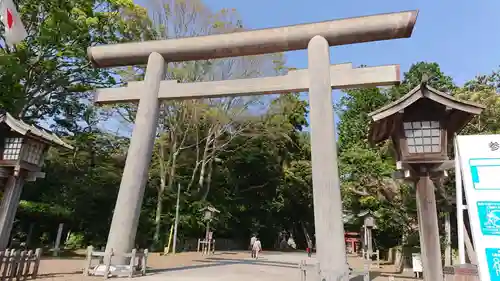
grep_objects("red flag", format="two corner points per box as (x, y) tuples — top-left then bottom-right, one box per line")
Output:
(0, 0), (27, 46)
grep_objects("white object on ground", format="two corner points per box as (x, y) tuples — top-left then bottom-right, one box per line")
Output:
(93, 264), (132, 277)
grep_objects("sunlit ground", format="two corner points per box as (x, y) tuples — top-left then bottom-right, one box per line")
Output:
(36, 250), (419, 281)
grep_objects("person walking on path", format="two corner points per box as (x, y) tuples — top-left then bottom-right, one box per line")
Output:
(253, 238), (262, 259)
(250, 234), (257, 258)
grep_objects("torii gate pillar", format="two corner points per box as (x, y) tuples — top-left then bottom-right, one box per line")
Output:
(103, 52), (166, 259)
(308, 36), (349, 279)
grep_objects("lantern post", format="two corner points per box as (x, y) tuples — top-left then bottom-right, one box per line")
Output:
(0, 111), (73, 250)
(200, 206), (219, 254)
(368, 76), (485, 281)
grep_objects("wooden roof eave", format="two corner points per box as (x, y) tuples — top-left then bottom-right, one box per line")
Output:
(0, 112), (74, 150)
(369, 83), (486, 123)
(369, 85), (423, 122)
(369, 113), (402, 144)
(368, 83), (485, 145)
(424, 85), (485, 115)
(445, 110), (476, 137)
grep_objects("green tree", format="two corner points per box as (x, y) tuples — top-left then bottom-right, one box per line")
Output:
(390, 62), (456, 99)
(135, 0), (285, 248)
(3, 0), (155, 246)
(0, 0), (153, 123)
(22, 107), (130, 245)
(455, 70), (500, 135)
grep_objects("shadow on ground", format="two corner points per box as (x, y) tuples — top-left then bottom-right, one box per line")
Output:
(379, 272), (421, 280)
(148, 257), (299, 274)
(150, 256), (384, 281)
(38, 271), (82, 278)
(211, 252), (239, 255)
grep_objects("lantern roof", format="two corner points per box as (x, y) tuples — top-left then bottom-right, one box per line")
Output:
(0, 111), (73, 150)
(357, 210), (379, 218)
(200, 206), (220, 214)
(368, 81), (485, 144)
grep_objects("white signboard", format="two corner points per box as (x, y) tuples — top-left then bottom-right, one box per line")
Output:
(456, 134), (500, 281)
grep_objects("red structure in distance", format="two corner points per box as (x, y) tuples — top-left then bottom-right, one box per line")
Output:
(344, 232), (361, 254)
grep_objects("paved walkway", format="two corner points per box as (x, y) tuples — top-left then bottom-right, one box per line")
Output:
(37, 251), (418, 281)
(136, 252), (416, 281)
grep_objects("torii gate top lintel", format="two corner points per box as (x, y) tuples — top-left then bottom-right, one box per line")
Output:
(87, 10), (418, 68)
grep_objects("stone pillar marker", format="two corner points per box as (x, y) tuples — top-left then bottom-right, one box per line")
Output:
(53, 223), (64, 256)
(87, 10), (419, 277)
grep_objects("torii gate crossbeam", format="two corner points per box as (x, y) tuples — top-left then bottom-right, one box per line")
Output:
(94, 64), (399, 104)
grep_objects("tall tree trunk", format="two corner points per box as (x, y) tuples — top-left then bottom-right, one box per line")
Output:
(202, 137), (217, 201)
(198, 128), (213, 191)
(153, 138), (177, 247)
(153, 176), (166, 245)
(444, 212), (452, 266)
(187, 125), (201, 191)
(153, 176), (165, 246)
(168, 150), (178, 191)
(301, 221), (311, 245)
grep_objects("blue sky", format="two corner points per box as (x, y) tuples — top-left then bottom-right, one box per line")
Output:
(205, 0), (500, 86)
(100, 0), (500, 134)
(198, 0), (500, 130)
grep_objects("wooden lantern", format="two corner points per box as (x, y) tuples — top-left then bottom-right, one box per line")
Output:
(368, 77), (485, 176)
(0, 111), (73, 181)
(201, 206), (220, 221)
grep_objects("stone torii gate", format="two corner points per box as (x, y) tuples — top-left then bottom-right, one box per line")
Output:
(87, 10), (418, 281)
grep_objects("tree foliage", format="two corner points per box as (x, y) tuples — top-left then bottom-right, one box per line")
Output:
(2, 0), (316, 250)
(0, 0), (153, 124)
(3, 0), (500, 255)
